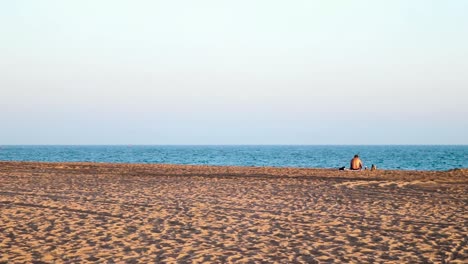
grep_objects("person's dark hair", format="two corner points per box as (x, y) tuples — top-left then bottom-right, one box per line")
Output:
(354, 154), (359, 158)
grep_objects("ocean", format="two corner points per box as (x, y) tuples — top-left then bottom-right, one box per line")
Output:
(0, 145), (466, 171)
(0, 145), (468, 170)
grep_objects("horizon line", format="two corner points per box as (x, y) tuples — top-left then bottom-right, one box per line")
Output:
(1, 144), (467, 146)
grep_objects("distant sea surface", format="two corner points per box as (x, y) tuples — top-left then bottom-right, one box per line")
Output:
(0, 145), (466, 171)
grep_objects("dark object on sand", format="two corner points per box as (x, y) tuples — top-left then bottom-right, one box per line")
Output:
(371, 164), (377, 171)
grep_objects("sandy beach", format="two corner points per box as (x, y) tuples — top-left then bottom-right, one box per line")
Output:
(0, 161), (466, 263)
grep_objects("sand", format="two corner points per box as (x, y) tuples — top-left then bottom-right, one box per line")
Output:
(0, 161), (466, 263)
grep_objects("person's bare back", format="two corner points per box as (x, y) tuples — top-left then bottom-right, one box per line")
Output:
(350, 155), (363, 170)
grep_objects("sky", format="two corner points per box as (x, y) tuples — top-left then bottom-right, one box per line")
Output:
(1, 0), (467, 145)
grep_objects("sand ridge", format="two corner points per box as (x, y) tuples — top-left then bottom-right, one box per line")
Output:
(0, 162), (467, 263)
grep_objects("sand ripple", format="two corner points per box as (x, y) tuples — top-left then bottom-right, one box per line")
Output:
(0, 162), (466, 263)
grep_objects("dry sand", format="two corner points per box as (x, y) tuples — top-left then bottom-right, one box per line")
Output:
(0, 161), (466, 263)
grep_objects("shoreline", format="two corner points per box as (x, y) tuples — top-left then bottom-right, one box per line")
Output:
(1, 159), (465, 170)
(1, 161), (466, 183)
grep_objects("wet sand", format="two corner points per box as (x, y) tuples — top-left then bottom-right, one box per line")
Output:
(0, 161), (466, 263)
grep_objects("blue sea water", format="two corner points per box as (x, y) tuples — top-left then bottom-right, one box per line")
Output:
(0, 145), (466, 171)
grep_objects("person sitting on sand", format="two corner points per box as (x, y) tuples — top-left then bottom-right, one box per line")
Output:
(350, 154), (363, 170)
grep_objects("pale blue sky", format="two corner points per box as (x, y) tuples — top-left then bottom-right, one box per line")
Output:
(1, 0), (467, 144)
